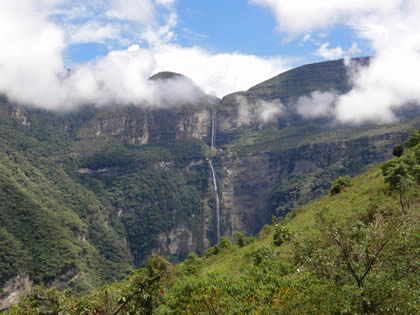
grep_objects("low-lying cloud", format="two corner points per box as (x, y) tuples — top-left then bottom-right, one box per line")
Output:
(235, 95), (286, 126)
(252, 0), (420, 124)
(295, 91), (337, 119)
(0, 0), (290, 111)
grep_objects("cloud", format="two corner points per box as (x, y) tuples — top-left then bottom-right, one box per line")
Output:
(315, 42), (361, 60)
(67, 21), (122, 44)
(152, 45), (290, 98)
(315, 43), (345, 60)
(295, 91), (337, 119)
(252, 0), (420, 124)
(0, 0), (291, 111)
(235, 95), (286, 126)
(249, 0), (402, 34)
(106, 0), (155, 23)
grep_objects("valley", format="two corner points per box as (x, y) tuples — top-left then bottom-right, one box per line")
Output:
(1, 58), (419, 309)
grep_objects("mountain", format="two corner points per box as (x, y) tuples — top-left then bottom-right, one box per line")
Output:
(5, 141), (420, 314)
(1, 59), (419, 308)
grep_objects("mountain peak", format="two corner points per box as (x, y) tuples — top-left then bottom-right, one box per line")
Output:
(149, 71), (185, 81)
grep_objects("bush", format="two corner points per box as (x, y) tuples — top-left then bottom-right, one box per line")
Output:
(233, 231), (246, 247)
(250, 245), (275, 266)
(392, 144), (404, 157)
(404, 129), (420, 148)
(330, 176), (352, 195)
(273, 226), (291, 247)
(259, 224), (272, 239)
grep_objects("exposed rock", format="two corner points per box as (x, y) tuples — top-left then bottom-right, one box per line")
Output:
(0, 276), (31, 312)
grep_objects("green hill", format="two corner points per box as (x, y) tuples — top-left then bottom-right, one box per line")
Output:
(2, 58), (420, 310)
(6, 131), (419, 314)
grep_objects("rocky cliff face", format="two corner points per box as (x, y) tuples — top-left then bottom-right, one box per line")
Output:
(218, 132), (407, 236)
(1, 62), (419, 300)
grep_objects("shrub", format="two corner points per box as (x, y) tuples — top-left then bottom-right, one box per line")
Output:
(392, 144), (404, 157)
(273, 226), (291, 247)
(404, 129), (420, 148)
(250, 245), (275, 266)
(330, 176), (352, 195)
(259, 224), (272, 239)
(233, 231), (247, 247)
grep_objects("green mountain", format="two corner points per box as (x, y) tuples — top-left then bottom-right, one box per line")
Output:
(6, 133), (420, 314)
(1, 58), (419, 309)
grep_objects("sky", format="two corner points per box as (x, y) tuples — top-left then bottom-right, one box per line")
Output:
(0, 0), (419, 123)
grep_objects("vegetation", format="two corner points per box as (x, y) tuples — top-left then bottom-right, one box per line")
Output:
(7, 130), (420, 314)
(330, 175), (352, 195)
(2, 59), (420, 312)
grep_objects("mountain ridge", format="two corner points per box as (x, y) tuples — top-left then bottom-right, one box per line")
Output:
(1, 57), (419, 309)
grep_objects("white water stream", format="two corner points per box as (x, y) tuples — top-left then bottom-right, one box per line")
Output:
(209, 108), (220, 242)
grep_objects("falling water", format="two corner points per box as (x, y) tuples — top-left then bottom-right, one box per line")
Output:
(211, 108), (216, 150)
(209, 108), (220, 242)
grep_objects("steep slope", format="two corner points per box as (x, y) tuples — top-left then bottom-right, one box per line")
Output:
(213, 57), (417, 235)
(6, 142), (419, 314)
(1, 60), (420, 305)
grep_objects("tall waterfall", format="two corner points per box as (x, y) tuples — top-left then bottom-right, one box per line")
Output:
(211, 108), (216, 150)
(209, 108), (220, 242)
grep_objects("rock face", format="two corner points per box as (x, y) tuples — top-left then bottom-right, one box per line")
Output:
(218, 133), (406, 236)
(0, 276), (30, 312)
(0, 61), (418, 298)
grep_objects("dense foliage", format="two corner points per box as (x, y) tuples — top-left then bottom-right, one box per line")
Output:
(7, 132), (420, 314)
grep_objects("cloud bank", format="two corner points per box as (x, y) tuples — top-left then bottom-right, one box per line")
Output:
(251, 0), (420, 124)
(0, 0), (290, 111)
(235, 95), (286, 126)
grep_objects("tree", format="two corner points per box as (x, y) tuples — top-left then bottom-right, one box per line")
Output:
(381, 158), (414, 213)
(392, 144), (404, 157)
(233, 231), (246, 247)
(113, 253), (172, 315)
(273, 225), (290, 247)
(294, 210), (418, 314)
(330, 176), (352, 195)
(404, 129), (420, 148)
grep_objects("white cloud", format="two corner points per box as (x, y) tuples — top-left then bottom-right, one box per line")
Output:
(0, 0), (291, 111)
(67, 21), (122, 44)
(295, 91), (337, 119)
(302, 34), (311, 41)
(315, 43), (345, 60)
(249, 0), (402, 34)
(315, 42), (362, 60)
(347, 42), (361, 55)
(235, 95), (286, 125)
(252, 0), (420, 124)
(152, 45), (290, 97)
(106, 0), (156, 24)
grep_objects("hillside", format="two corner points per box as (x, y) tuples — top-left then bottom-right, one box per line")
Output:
(6, 131), (419, 314)
(1, 58), (420, 308)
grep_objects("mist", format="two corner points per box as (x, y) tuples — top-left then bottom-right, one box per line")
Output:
(0, 0), (289, 112)
(252, 0), (420, 125)
(235, 95), (286, 126)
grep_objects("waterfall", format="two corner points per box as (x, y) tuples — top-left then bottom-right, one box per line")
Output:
(208, 159), (220, 242)
(211, 108), (216, 149)
(209, 108), (220, 242)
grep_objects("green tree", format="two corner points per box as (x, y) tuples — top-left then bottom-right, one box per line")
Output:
(392, 144), (404, 157)
(404, 129), (420, 148)
(233, 231), (246, 247)
(112, 253), (172, 315)
(330, 176), (352, 195)
(294, 210), (419, 314)
(381, 158), (415, 212)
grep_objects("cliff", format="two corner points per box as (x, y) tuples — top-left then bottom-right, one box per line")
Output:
(1, 61), (419, 305)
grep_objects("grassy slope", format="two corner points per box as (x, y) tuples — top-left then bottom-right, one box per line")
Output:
(199, 165), (408, 277)
(0, 121), (133, 292)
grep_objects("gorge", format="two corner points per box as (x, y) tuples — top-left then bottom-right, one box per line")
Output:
(0, 58), (419, 307)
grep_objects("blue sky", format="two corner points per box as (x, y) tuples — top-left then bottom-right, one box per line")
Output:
(66, 0), (368, 67)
